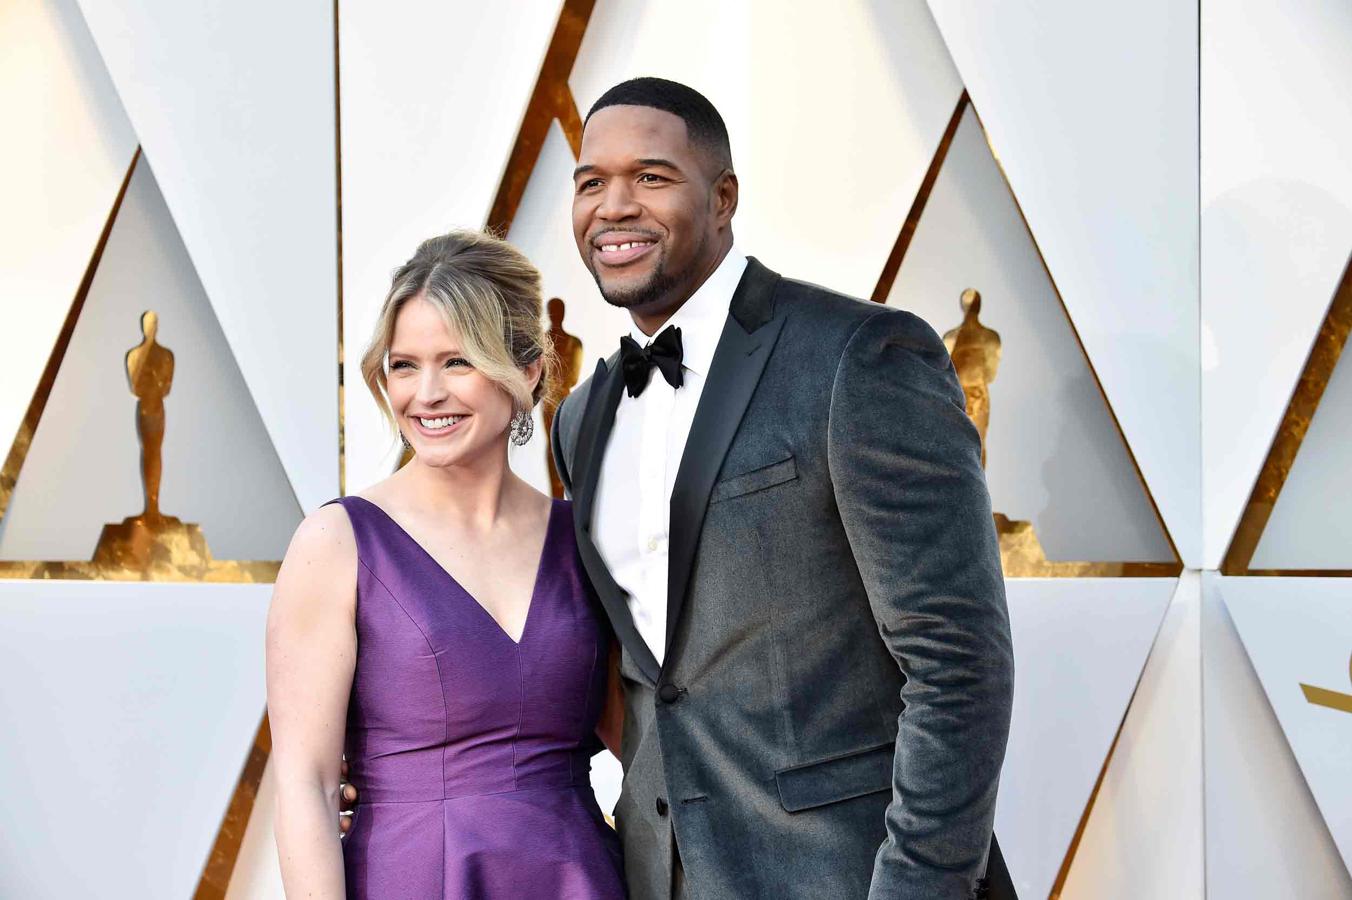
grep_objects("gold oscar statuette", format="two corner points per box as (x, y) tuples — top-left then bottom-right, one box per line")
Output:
(943, 288), (1001, 469)
(544, 297), (584, 499)
(943, 289), (1096, 575)
(90, 310), (216, 576)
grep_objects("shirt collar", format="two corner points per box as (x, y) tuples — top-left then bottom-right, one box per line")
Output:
(628, 246), (747, 379)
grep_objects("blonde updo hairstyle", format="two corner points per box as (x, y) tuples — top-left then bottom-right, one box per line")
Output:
(361, 229), (555, 436)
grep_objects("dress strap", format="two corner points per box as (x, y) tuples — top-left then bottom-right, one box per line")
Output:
(320, 496), (384, 572)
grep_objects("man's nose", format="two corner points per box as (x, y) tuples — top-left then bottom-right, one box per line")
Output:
(596, 181), (641, 220)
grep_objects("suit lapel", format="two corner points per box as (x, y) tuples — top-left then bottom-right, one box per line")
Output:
(665, 259), (784, 661)
(570, 356), (662, 683)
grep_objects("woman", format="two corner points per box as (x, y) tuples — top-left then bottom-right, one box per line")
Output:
(267, 230), (626, 898)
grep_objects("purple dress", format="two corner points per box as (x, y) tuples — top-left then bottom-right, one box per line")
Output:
(329, 496), (626, 899)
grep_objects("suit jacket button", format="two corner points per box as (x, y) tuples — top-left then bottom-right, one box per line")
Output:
(656, 797), (669, 816)
(657, 683), (681, 704)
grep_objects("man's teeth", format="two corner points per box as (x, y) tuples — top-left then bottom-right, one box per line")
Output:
(600, 241), (652, 253)
(418, 415), (464, 429)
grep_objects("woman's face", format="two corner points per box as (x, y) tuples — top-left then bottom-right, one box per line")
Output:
(385, 297), (518, 470)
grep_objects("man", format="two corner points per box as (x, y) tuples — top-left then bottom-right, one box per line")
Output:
(555, 78), (1014, 899)
(343, 77), (1014, 898)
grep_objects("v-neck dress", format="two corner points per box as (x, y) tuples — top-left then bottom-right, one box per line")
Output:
(328, 496), (625, 899)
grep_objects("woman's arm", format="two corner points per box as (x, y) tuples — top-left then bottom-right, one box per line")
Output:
(595, 639), (624, 759)
(266, 504), (358, 899)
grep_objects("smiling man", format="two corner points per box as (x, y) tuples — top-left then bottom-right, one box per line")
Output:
(549, 78), (1016, 900)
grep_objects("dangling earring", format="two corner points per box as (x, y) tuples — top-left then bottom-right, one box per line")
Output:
(400, 431), (412, 451)
(509, 408), (534, 446)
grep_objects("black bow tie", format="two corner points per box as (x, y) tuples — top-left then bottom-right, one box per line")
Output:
(619, 326), (684, 398)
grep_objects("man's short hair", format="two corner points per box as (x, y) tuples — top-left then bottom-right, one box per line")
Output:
(585, 77), (734, 172)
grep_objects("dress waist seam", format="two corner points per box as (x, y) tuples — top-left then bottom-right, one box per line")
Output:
(358, 783), (595, 805)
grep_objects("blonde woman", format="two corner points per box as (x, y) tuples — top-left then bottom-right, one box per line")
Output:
(266, 230), (626, 898)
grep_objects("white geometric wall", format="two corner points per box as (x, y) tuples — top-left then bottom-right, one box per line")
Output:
(1, 1), (1349, 898)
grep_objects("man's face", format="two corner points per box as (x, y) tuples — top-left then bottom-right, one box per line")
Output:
(572, 105), (732, 322)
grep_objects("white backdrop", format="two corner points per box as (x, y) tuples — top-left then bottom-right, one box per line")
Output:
(1, 1), (1349, 898)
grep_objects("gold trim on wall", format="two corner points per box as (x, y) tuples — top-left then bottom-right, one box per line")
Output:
(870, 92), (968, 304)
(0, 148), (140, 525)
(1048, 696), (1131, 898)
(1221, 252), (1352, 576)
(193, 714), (272, 899)
(0, 559), (280, 582)
(486, 0), (596, 236)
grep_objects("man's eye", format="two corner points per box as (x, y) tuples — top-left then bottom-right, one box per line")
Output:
(638, 173), (666, 184)
(578, 178), (602, 192)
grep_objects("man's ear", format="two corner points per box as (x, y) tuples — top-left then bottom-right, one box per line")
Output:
(714, 169), (739, 225)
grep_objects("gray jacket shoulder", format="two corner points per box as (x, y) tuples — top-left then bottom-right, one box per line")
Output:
(772, 275), (948, 374)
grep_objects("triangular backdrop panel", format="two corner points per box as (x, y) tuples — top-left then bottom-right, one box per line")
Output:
(74, 0), (339, 511)
(0, 0), (136, 459)
(0, 582), (269, 899)
(995, 578), (1175, 899)
(1251, 335), (1352, 569)
(1200, 0), (1352, 565)
(0, 155), (302, 561)
(1220, 576), (1352, 876)
(1059, 573), (1204, 899)
(927, 0), (1200, 565)
(340, 0), (563, 491)
(1202, 575), (1352, 897)
(888, 108), (1173, 562)
(570, 0), (963, 302)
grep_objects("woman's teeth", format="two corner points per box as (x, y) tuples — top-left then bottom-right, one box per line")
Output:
(418, 415), (464, 429)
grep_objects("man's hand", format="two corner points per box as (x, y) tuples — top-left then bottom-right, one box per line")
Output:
(338, 759), (358, 835)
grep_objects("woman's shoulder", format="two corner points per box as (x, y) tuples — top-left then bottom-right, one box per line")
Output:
(278, 501), (359, 584)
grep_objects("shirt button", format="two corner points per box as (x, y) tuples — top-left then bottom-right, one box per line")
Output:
(647, 537), (658, 552)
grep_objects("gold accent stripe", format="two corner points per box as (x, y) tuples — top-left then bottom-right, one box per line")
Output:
(559, 84), (585, 159)
(1048, 606), (1167, 897)
(966, 102), (1184, 574)
(485, 0), (596, 235)
(1221, 251), (1352, 575)
(870, 91), (969, 304)
(193, 713), (272, 899)
(0, 148), (141, 523)
(0, 560), (280, 582)
(1301, 683), (1352, 714)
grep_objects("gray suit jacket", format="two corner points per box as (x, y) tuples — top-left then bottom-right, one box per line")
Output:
(552, 259), (1014, 899)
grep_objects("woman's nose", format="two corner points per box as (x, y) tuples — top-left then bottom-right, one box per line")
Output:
(416, 370), (449, 404)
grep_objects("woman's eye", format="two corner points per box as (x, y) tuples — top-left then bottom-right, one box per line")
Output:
(446, 357), (471, 369)
(389, 360), (413, 371)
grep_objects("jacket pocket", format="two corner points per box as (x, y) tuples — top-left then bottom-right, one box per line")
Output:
(774, 741), (893, 812)
(710, 455), (798, 504)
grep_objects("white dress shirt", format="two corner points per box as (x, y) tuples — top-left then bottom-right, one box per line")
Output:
(591, 248), (749, 666)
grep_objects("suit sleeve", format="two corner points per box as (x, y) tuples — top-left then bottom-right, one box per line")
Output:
(826, 309), (1014, 900)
